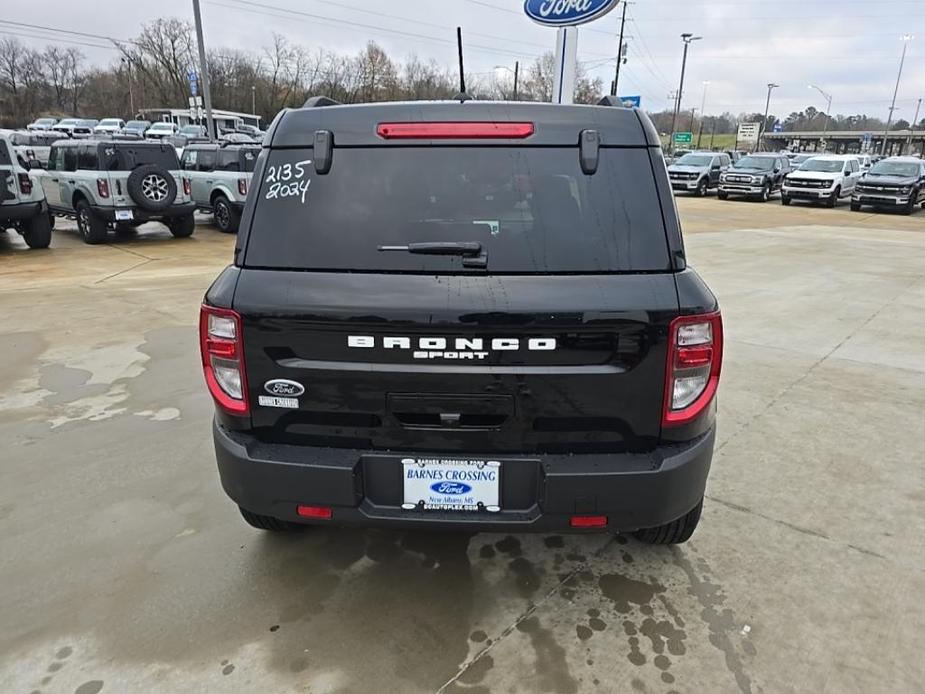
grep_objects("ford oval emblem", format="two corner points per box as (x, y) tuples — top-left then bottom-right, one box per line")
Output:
(264, 379), (305, 397)
(523, 0), (620, 27)
(431, 481), (473, 496)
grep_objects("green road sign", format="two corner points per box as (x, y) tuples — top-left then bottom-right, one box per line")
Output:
(673, 132), (693, 144)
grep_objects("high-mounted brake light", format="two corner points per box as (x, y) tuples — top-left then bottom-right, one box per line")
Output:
(238, 178), (248, 196)
(663, 312), (723, 427)
(199, 305), (249, 415)
(377, 122), (535, 140)
(97, 178), (110, 199)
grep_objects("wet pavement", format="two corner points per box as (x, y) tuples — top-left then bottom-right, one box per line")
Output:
(1, 203), (923, 693)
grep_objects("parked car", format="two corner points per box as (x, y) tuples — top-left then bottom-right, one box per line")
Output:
(667, 151), (730, 196)
(0, 131), (52, 249)
(201, 97), (723, 543)
(718, 153), (791, 201)
(123, 120), (152, 136)
(52, 119), (98, 138)
(781, 155), (862, 207)
(50, 118), (80, 136)
(178, 124), (207, 138)
(851, 156), (925, 215)
(27, 117), (58, 131)
(145, 122), (180, 139)
(3, 130), (63, 167)
(219, 132), (257, 144)
(93, 118), (126, 135)
(234, 124), (262, 138)
(36, 139), (196, 243)
(725, 150), (743, 164)
(788, 153), (815, 170)
(181, 142), (259, 233)
(853, 153), (873, 171)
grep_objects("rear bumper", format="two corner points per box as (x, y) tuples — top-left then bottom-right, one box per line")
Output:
(0, 200), (46, 222)
(88, 202), (196, 222)
(213, 420), (715, 533)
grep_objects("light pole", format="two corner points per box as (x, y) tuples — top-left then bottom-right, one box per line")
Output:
(697, 80), (710, 148)
(611, 0), (629, 96)
(492, 63), (520, 101)
(761, 83), (779, 151)
(669, 33), (702, 154)
(192, 0), (216, 141)
(882, 34), (913, 156)
(808, 84), (833, 151)
(251, 85), (256, 115)
(909, 97), (922, 155)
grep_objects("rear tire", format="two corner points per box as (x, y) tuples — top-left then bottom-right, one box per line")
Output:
(781, 195), (792, 206)
(75, 200), (108, 244)
(167, 213), (195, 238)
(239, 507), (303, 532)
(850, 202), (862, 212)
(635, 499), (703, 545)
(717, 190), (728, 200)
(213, 195), (240, 233)
(22, 210), (52, 249)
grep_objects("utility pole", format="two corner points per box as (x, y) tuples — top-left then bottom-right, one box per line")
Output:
(251, 85), (256, 116)
(761, 83), (779, 152)
(909, 97), (922, 154)
(669, 33), (702, 155)
(710, 119), (717, 149)
(697, 81), (709, 148)
(689, 108), (698, 133)
(192, 0), (216, 141)
(513, 61), (519, 101)
(882, 34), (913, 156)
(121, 57), (134, 118)
(612, 1), (629, 96)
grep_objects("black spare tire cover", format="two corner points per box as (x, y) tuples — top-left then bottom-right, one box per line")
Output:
(126, 164), (177, 211)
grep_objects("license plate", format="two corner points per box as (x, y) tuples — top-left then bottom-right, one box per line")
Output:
(402, 458), (501, 512)
(115, 210), (134, 221)
(257, 395), (298, 409)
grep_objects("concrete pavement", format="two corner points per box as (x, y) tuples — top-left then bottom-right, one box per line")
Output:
(1, 201), (923, 693)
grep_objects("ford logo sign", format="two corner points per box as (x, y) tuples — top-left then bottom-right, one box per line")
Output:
(431, 482), (473, 496)
(523, 0), (620, 27)
(264, 379), (305, 397)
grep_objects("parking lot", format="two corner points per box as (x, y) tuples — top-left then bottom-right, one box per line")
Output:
(1, 198), (924, 693)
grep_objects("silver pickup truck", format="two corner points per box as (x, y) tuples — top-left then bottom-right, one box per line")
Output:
(181, 143), (259, 233)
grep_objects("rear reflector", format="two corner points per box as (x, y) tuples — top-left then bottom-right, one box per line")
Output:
(297, 505), (333, 520)
(570, 515), (608, 528)
(377, 122), (535, 140)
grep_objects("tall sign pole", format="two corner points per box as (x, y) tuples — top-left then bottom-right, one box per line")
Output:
(524, 0), (622, 104)
(612, 1), (629, 96)
(192, 0), (216, 141)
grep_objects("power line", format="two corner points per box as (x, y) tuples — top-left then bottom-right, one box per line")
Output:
(0, 29), (117, 52)
(0, 19), (135, 46)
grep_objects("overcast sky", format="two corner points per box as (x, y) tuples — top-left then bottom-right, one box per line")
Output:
(4, 0), (925, 120)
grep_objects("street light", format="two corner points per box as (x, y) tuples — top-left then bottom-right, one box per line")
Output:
(697, 80), (710, 148)
(808, 84), (833, 151)
(251, 85), (256, 115)
(492, 63), (520, 101)
(761, 83), (779, 151)
(882, 34), (914, 156)
(669, 33), (702, 154)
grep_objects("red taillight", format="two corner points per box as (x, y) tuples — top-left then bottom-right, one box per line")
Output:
(183, 178), (191, 196)
(97, 178), (110, 199)
(297, 505), (333, 520)
(199, 305), (249, 415)
(238, 179), (247, 196)
(663, 312), (723, 427)
(18, 173), (33, 195)
(570, 515), (608, 528)
(376, 122), (535, 140)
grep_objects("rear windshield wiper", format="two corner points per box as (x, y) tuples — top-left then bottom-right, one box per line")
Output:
(378, 241), (482, 256)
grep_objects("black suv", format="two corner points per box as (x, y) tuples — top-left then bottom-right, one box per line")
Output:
(718, 153), (791, 201)
(200, 98), (723, 544)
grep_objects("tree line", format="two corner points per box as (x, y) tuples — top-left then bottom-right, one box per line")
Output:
(2, 18), (920, 135)
(0, 18), (602, 127)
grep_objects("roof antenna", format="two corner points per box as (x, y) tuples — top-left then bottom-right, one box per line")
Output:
(454, 27), (472, 102)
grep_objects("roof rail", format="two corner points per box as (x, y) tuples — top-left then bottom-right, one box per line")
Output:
(302, 96), (342, 109)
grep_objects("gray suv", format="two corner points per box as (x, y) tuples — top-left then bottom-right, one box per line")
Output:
(0, 132), (52, 249)
(37, 140), (196, 244)
(181, 143), (259, 233)
(667, 151), (730, 196)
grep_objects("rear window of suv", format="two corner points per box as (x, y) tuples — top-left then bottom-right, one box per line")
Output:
(243, 147), (671, 273)
(101, 145), (179, 171)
